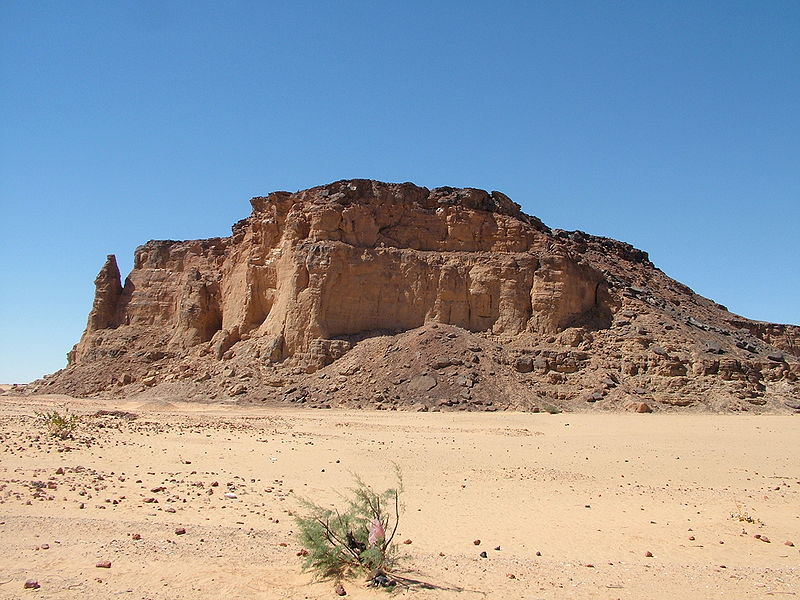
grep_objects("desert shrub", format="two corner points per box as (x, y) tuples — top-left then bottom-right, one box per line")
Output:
(541, 402), (561, 414)
(295, 469), (404, 584)
(36, 409), (80, 440)
(731, 503), (764, 527)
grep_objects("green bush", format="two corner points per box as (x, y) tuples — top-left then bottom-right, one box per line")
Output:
(541, 402), (562, 414)
(295, 470), (404, 584)
(35, 409), (80, 440)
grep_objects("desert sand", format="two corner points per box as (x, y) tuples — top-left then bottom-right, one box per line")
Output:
(0, 394), (797, 599)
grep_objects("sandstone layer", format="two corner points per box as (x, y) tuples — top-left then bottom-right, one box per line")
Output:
(28, 180), (800, 412)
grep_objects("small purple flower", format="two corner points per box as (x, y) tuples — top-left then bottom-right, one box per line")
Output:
(368, 518), (385, 547)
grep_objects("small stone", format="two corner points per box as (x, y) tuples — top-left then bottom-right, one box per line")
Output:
(506, 573), (516, 579)
(296, 549), (309, 556)
(402, 539), (412, 544)
(334, 582), (347, 596)
(627, 401), (652, 413)
(96, 561), (112, 568)
(586, 391), (604, 403)
(408, 375), (437, 393)
(785, 541), (794, 546)
(41, 543), (49, 550)
(132, 533), (141, 540)
(759, 536), (770, 543)
(645, 551), (653, 557)
(24, 580), (40, 589)
(689, 536), (695, 541)
(175, 527), (186, 535)
(479, 551), (488, 558)
(473, 539), (481, 545)
(55, 467), (64, 475)
(164, 507), (176, 513)
(494, 545), (501, 551)
(514, 357), (534, 373)
(370, 573), (395, 588)
(535, 551), (541, 556)
(224, 492), (237, 499)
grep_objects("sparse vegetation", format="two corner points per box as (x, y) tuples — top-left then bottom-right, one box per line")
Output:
(36, 409), (80, 440)
(295, 469), (404, 585)
(541, 402), (562, 414)
(731, 503), (764, 527)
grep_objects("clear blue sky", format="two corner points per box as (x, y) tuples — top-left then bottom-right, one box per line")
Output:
(1, 1), (798, 383)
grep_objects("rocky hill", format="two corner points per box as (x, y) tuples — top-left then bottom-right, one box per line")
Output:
(27, 180), (800, 412)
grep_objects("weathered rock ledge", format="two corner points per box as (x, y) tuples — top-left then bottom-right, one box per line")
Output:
(26, 179), (800, 413)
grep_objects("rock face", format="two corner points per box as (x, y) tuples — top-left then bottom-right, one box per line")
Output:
(32, 180), (800, 412)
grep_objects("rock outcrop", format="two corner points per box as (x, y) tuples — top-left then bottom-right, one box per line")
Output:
(30, 180), (800, 412)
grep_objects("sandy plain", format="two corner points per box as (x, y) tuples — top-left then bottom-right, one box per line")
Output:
(0, 393), (797, 599)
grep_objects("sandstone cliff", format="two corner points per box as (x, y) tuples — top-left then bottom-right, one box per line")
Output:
(32, 180), (800, 412)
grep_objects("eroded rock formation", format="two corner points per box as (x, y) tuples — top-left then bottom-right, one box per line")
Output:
(30, 180), (800, 412)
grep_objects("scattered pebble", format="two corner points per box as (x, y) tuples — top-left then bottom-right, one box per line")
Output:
(23, 580), (40, 589)
(175, 527), (186, 535)
(334, 582), (346, 596)
(96, 561), (112, 568)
